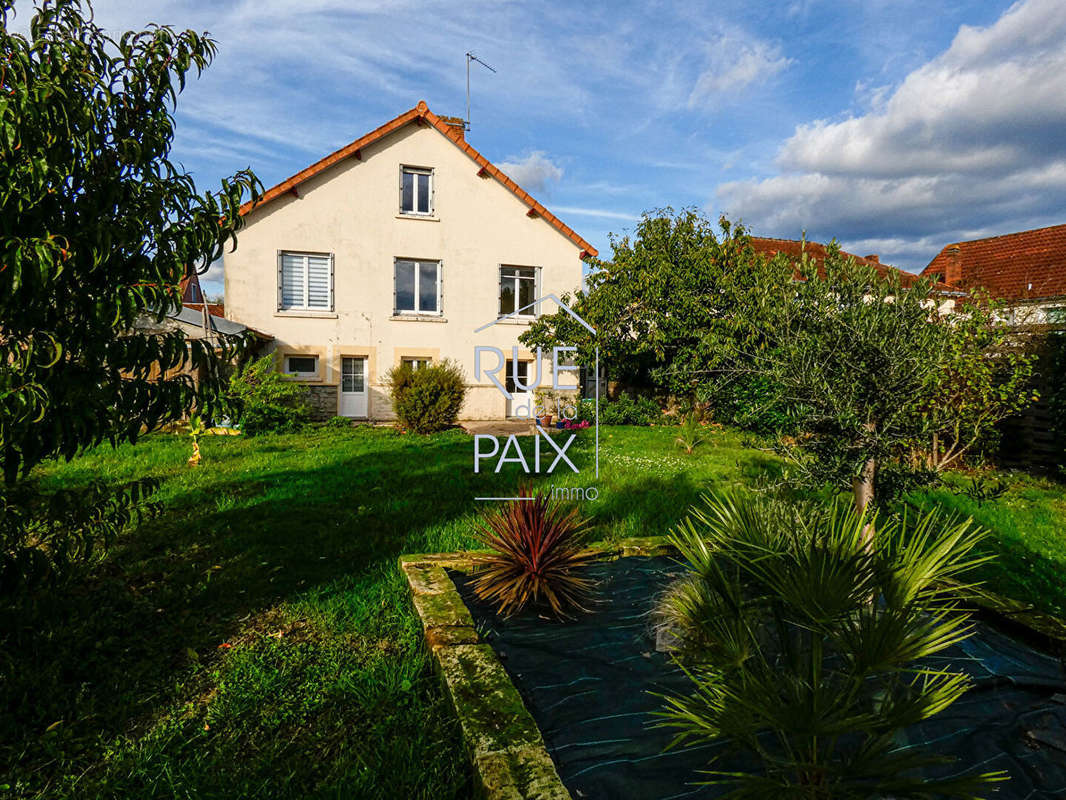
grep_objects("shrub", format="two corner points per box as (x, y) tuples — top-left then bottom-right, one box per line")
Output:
(386, 360), (466, 433)
(470, 487), (595, 618)
(228, 355), (310, 435)
(656, 493), (1001, 796)
(673, 413), (707, 454)
(322, 416), (354, 430)
(579, 394), (662, 426)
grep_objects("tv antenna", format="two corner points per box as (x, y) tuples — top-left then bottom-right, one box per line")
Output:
(465, 52), (496, 131)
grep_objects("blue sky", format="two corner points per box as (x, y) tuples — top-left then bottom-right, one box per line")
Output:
(15, 0), (1066, 295)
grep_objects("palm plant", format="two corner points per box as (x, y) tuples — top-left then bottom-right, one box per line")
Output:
(674, 412), (708, 455)
(656, 493), (1005, 798)
(469, 487), (595, 618)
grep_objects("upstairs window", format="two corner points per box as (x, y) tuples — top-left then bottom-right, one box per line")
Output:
(499, 266), (539, 317)
(279, 251), (333, 311)
(394, 259), (441, 314)
(400, 166), (433, 215)
(402, 358), (432, 371)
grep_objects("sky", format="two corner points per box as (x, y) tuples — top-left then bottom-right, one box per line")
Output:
(12, 0), (1066, 296)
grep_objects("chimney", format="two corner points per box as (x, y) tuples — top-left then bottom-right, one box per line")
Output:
(944, 245), (963, 286)
(864, 254), (879, 263)
(439, 115), (466, 142)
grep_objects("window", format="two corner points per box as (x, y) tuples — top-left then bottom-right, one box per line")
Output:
(394, 259), (441, 314)
(402, 358), (432, 371)
(279, 251), (333, 311)
(400, 166), (433, 215)
(341, 358), (365, 392)
(505, 360), (529, 394)
(499, 266), (539, 317)
(284, 355), (318, 378)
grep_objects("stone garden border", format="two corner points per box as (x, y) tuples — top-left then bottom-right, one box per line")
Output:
(399, 535), (1066, 799)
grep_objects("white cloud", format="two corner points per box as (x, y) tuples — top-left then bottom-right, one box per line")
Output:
(553, 206), (640, 222)
(717, 0), (1066, 270)
(496, 151), (564, 195)
(689, 34), (792, 104)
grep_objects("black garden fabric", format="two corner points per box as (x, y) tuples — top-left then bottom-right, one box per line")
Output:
(451, 556), (1066, 799)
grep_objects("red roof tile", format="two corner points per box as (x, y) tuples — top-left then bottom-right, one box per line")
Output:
(920, 224), (1066, 301)
(750, 237), (937, 288)
(239, 101), (597, 258)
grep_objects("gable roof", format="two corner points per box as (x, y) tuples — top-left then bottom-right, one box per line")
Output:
(239, 101), (597, 258)
(920, 223), (1066, 302)
(750, 237), (941, 289)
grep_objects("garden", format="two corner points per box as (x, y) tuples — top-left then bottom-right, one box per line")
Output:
(2, 423), (1064, 797)
(3, 3), (1066, 798)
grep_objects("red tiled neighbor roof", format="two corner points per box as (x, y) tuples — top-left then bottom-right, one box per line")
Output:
(750, 237), (938, 288)
(239, 101), (598, 258)
(920, 224), (1066, 301)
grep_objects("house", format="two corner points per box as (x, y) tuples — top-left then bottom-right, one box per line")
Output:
(224, 101), (595, 421)
(921, 224), (1066, 324)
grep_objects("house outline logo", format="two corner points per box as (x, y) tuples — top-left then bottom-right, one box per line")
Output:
(472, 294), (601, 500)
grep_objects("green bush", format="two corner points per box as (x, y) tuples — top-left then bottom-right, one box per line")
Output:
(228, 355), (310, 435)
(386, 360), (466, 433)
(579, 394), (661, 425)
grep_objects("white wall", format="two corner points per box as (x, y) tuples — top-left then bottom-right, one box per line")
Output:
(225, 122), (588, 419)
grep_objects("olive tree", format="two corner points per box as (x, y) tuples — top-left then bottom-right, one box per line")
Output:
(0, 0), (260, 591)
(748, 243), (1033, 514)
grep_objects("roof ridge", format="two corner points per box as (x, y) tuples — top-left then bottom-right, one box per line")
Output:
(950, 222), (1066, 248)
(238, 101), (597, 257)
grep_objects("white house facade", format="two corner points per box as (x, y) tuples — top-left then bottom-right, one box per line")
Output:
(224, 101), (596, 420)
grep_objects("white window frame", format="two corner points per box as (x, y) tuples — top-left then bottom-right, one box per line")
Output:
(283, 354), (319, 379)
(402, 358), (433, 371)
(499, 265), (541, 318)
(399, 165), (434, 216)
(277, 250), (334, 311)
(394, 258), (443, 315)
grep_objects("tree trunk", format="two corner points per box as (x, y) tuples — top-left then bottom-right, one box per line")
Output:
(853, 422), (877, 545)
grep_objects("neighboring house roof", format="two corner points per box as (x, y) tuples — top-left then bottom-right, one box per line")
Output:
(920, 223), (1066, 302)
(239, 100), (598, 258)
(168, 306), (254, 336)
(750, 237), (939, 288)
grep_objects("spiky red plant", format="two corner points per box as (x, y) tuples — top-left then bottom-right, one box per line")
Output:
(470, 487), (596, 618)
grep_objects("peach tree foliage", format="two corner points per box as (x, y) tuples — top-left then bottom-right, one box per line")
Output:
(520, 208), (789, 402)
(0, 0), (260, 592)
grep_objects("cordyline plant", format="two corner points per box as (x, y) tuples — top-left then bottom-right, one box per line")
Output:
(655, 492), (1005, 799)
(0, 0), (260, 594)
(470, 487), (596, 618)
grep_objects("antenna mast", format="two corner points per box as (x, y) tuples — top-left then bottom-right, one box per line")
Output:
(465, 52), (496, 131)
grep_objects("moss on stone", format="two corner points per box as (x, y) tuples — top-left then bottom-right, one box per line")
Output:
(411, 589), (476, 631)
(435, 644), (544, 755)
(473, 746), (572, 800)
(402, 563), (453, 596)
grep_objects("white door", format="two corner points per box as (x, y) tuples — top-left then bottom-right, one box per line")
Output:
(505, 360), (534, 418)
(340, 357), (367, 418)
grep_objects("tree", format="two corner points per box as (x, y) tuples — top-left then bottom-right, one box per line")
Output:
(747, 243), (1033, 514)
(520, 208), (785, 402)
(922, 289), (1035, 471)
(0, 0), (260, 591)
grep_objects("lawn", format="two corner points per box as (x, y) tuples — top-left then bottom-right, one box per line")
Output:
(3, 424), (1064, 798)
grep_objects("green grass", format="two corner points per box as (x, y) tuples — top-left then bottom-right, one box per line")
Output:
(2, 424), (1064, 798)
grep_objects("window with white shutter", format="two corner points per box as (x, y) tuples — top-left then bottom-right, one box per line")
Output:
(278, 251), (334, 311)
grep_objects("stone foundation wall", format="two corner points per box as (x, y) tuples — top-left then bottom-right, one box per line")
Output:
(306, 384), (338, 421)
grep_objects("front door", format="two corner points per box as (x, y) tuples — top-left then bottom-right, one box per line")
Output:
(505, 359), (534, 418)
(340, 357), (368, 418)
